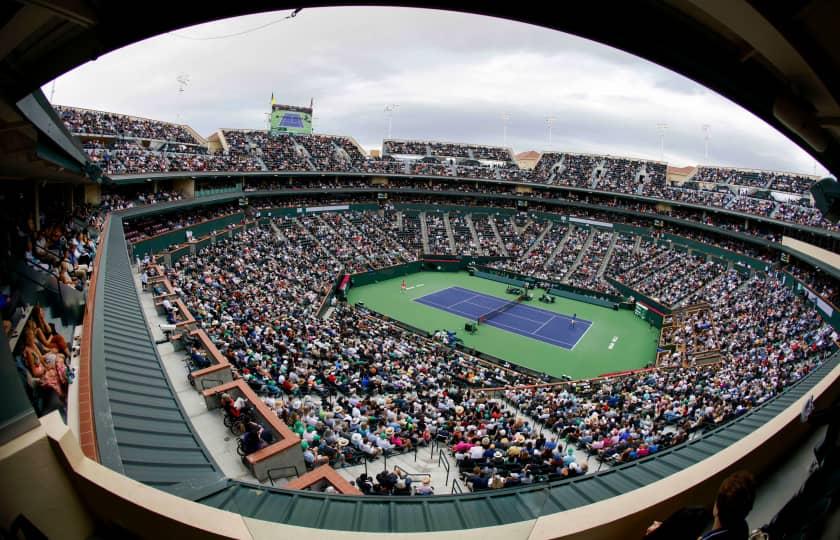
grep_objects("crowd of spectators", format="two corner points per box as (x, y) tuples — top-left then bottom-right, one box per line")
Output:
(470, 214), (504, 256)
(449, 213), (480, 256)
(425, 212), (453, 255)
(555, 154), (599, 188)
(499, 223), (568, 279)
(595, 157), (646, 194)
(656, 259), (726, 308)
(114, 192), (839, 483)
(99, 189), (182, 212)
(123, 203), (239, 244)
(565, 230), (615, 293)
(505, 271), (832, 466)
(786, 263), (840, 306)
(728, 196), (775, 217)
(57, 105), (199, 143)
(383, 140), (429, 156)
(58, 104), (837, 234)
(544, 227), (589, 281)
(775, 202), (839, 230)
(693, 166), (816, 194)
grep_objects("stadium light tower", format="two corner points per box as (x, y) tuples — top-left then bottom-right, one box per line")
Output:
(656, 123), (668, 161)
(175, 73), (190, 124)
(384, 104), (399, 139)
(702, 124), (711, 163)
(502, 112), (511, 147)
(545, 115), (556, 148)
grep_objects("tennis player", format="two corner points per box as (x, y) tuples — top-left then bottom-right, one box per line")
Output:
(570, 313), (577, 327)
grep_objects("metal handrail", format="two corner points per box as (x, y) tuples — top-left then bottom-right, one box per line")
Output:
(438, 449), (451, 486)
(451, 479), (463, 494)
(393, 465), (431, 482)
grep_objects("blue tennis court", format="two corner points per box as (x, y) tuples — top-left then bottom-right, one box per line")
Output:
(415, 286), (592, 350)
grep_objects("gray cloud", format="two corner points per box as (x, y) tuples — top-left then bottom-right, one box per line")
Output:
(46, 6), (828, 176)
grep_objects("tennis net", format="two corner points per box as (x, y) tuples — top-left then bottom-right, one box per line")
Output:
(477, 294), (525, 325)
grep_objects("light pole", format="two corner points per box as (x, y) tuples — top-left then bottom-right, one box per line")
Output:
(702, 124), (711, 163)
(546, 115), (556, 148)
(384, 104), (399, 139)
(656, 123), (668, 161)
(176, 73), (190, 124)
(502, 112), (511, 147)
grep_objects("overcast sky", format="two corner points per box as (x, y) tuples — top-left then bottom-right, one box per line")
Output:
(45, 7), (828, 176)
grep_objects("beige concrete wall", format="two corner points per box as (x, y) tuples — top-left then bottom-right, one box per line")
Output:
(174, 178), (195, 198)
(0, 422), (95, 539)
(84, 183), (101, 205)
(783, 236), (840, 272)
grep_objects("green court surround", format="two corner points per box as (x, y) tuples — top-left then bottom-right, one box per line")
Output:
(347, 271), (660, 379)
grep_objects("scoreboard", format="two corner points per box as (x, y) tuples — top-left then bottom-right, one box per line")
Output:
(270, 103), (312, 135)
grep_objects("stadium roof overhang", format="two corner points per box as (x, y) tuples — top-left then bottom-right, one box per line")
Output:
(2, 1), (840, 177)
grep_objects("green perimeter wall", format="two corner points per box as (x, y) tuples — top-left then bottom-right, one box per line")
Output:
(605, 276), (668, 325)
(352, 262), (423, 286)
(131, 213), (244, 257)
(664, 233), (769, 271)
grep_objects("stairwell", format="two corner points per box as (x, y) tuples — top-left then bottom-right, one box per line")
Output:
(443, 213), (457, 253)
(634, 168), (647, 195)
(547, 155), (566, 184)
(291, 137), (317, 170)
(294, 217), (330, 257)
(544, 225), (575, 268)
(269, 221), (287, 241)
(523, 222), (553, 258)
(596, 233), (618, 278)
(511, 216), (527, 235)
(632, 235), (642, 254)
(590, 159), (606, 188)
(563, 228), (596, 281)
(464, 214), (482, 255)
(419, 212), (431, 253)
(488, 216), (509, 257)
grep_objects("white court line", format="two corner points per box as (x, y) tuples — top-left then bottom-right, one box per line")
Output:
(570, 320), (594, 351)
(417, 296), (576, 348)
(416, 297), (486, 321)
(452, 285), (595, 326)
(460, 299), (549, 326)
(485, 318), (576, 349)
(419, 286), (590, 349)
(449, 293), (484, 310)
(534, 314), (556, 334)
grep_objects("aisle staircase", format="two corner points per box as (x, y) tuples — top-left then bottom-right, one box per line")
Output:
(564, 229), (596, 281)
(597, 233), (619, 278)
(464, 214), (482, 254)
(544, 226), (575, 268)
(441, 213), (456, 253)
(488, 217), (508, 257)
(419, 212), (431, 253)
(524, 222), (554, 258)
